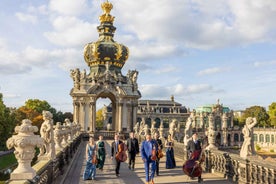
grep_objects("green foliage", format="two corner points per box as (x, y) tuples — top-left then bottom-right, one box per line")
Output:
(0, 153), (16, 170)
(270, 149), (275, 153)
(25, 99), (51, 113)
(255, 144), (261, 151)
(96, 109), (104, 129)
(0, 94), (17, 151)
(268, 102), (276, 126)
(241, 106), (270, 127)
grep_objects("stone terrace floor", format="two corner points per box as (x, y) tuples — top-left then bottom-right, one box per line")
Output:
(56, 140), (234, 184)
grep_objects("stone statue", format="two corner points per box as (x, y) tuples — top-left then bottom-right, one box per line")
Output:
(151, 120), (157, 135)
(240, 117), (258, 159)
(70, 68), (80, 89)
(6, 119), (43, 180)
(169, 119), (177, 139)
(38, 111), (56, 159)
(134, 122), (139, 135)
(184, 116), (193, 146)
(54, 122), (64, 151)
(80, 69), (87, 83)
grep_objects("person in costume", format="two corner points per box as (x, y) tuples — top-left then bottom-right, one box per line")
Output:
(96, 135), (106, 171)
(83, 137), (97, 180)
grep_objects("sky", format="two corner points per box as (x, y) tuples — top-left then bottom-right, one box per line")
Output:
(0, 0), (276, 113)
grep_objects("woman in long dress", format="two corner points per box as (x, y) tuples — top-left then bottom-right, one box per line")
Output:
(96, 135), (106, 171)
(83, 137), (97, 180)
(165, 134), (176, 169)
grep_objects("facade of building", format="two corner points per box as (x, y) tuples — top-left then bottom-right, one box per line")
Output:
(70, 1), (140, 133)
(102, 95), (189, 130)
(193, 100), (243, 147)
(253, 127), (276, 152)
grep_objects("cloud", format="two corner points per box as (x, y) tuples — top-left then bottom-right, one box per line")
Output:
(15, 12), (37, 24)
(140, 83), (223, 100)
(49, 0), (89, 16)
(253, 60), (276, 67)
(197, 67), (231, 76)
(3, 94), (21, 98)
(112, 0), (276, 50)
(44, 16), (97, 47)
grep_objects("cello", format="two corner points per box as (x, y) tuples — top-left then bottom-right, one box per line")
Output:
(115, 142), (127, 162)
(182, 144), (207, 178)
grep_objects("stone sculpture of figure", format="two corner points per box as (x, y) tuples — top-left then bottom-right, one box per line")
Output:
(70, 68), (80, 89)
(143, 124), (149, 136)
(80, 69), (87, 83)
(134, 122), (139, 135)
(151, 120), (157, 135)
(65, 118), (73, 142)
(139, 120), (145, 135)
(54, 122), (64, 151)
(240, 117), (258, 159)
(169, 119), (177, 139)
(184, 117), (193, 146)
(39, 111), (56, 159)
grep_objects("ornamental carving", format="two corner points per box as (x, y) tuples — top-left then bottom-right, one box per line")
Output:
(6, 119), (43, 180)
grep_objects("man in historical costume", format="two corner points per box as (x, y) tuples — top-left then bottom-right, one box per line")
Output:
(111, 134), (123, 177)
(153, 132), (163, 176)
(186, 132), (203, 183)
(141, 133), (158, 184)
(126, 131), (139, 170)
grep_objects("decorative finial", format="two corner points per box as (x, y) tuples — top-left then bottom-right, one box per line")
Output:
(101, 0), (113, 14)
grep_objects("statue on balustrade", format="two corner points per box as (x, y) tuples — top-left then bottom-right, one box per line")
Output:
(134, 122), (139, 135)
(184, 116), (193, 146)
(240, 117), (258, 159)
(169, 119), (177, 139)
(38, 110), (56, 159)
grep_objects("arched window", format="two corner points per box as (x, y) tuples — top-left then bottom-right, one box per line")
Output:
(253, 134), (258, 142)
(154, 118), (161, 128)
(234, 133), (239, 142)
(271, 135), (275, 143)
(240, 134), (244, 141)
(266, 134), (270, 143)
(259, 134), (264, 142)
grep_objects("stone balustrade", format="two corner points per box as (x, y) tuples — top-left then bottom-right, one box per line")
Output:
(5, 114), (83, 184)
(201, 149), (276, 184)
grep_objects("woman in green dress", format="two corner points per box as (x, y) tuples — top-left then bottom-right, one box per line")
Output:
(96, 135), (106, 171)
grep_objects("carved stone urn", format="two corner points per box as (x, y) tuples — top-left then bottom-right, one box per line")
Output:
(6, 119), (43, 180)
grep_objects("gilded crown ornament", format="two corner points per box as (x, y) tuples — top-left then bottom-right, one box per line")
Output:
(84, 0), (129, 74)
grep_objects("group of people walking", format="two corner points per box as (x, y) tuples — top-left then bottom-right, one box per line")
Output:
(83, 131), (204, 183)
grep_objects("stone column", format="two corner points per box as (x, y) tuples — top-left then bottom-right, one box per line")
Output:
(117, 100), (123, 133)
(89, 100), (96, 133)
(73, 101), (80, 123)
(79, 101), (86, 131)
(6, 119), (43, 180)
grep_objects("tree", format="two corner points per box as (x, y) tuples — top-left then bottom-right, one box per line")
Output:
(0, 93), (17, 150)
(241, 106), (270, 127)
(25, 99), (51, 113)
(268, 102), (276, 126)
(96, 109), (104, 129)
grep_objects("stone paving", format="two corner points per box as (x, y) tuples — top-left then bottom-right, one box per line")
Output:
(60, 140), (234, 184)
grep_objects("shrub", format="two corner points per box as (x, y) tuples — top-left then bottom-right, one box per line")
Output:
(255, 144), (261, 151)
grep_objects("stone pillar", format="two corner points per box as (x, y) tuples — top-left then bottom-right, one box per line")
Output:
(6, 119), (43, 180)
(132, 101), (138, 131)
(80, 101), (86, 131)
(117, 100), (123, 132)
(73, 101), (80, 123)
(90, 101), (96, 133)
(207, 113), (217, 149)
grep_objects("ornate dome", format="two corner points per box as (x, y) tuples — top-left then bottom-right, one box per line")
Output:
(84, 1), (129, 72)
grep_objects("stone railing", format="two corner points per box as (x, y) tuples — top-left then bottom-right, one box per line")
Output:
(5, 113), (83, 184)
(202, 149), (276, 183)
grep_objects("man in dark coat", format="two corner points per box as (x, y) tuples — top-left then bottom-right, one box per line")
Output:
(111, 134), (123, 177)
(186, 132), (203, 183)
(153, 132), (163, 176)
(126, 131), (139, 170)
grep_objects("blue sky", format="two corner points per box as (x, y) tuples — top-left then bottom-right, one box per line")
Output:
(0, 0), (275, 112)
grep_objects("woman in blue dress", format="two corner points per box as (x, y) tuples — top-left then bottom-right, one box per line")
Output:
(165, 134), (176, 169)
(83, 137), (97, 180)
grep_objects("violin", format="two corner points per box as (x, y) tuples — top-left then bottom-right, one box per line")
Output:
(115, 142), (127, 162)
(151, 144), (157, 161)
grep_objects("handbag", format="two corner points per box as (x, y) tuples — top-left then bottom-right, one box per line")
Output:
(92, 154), (98, 164)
